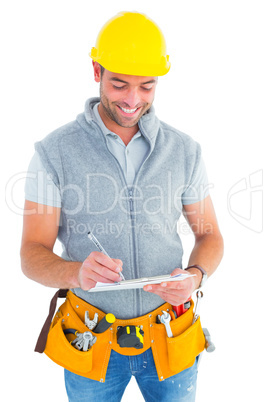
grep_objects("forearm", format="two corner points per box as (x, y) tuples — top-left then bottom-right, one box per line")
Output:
(186, 233), (224, 288)
(21, 242), (81, 289)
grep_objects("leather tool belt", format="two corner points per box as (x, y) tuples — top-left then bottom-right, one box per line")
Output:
(35, 290), (205, 382)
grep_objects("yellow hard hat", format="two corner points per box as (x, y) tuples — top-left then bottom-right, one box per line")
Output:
(90, 11), (171, 76)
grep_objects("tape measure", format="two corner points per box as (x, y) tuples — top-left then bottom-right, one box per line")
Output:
(117, 325), (144, 349)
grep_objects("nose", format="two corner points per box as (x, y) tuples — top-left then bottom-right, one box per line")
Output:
(123, 88), (141, 108)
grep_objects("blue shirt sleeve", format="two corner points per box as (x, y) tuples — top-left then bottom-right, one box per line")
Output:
(181, 157), (210, 205)
(24, 151), (62, 207)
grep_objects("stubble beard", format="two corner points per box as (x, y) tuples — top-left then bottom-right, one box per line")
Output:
(99, 84), (151, 128)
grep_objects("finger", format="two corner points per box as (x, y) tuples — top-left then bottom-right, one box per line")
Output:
(144, 283), (184, 293)
(85, 252), (122, 276)
(170, 267), (185, 276)
(88, 270), (122, 283)
(82, 259), (122, 282)
(143, 285), (189, 304)
(80, 272), (121, 291)
(91, 251), (120, 271)
(159, 268), (194, 290)
(144, 287), (184, 306)
(112, 258), (123, 270)
(159, 281), (186, 291)
(91, 265), (122, 282)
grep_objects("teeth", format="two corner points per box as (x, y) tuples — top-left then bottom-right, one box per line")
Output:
(120, 106), (138, 114)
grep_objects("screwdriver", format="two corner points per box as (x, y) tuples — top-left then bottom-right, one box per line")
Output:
(94, 313), (116, 333)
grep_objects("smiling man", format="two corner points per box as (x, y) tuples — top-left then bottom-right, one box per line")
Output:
(98, 69), (157, 140)
(21, 11), (223, 402)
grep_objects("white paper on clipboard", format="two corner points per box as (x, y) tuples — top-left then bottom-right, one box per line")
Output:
(88, 273), (196, 292)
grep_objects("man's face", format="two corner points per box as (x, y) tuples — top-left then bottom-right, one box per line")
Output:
(93, 63), (157, 130)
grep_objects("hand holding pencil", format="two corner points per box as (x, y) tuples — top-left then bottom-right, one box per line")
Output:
(76, 232), (125, 291)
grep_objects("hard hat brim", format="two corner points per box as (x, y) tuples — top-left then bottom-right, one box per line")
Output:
(90, 50), (171, 77)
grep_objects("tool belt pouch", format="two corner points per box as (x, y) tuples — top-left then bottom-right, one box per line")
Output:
(44, 300), (94, 375)
(167, 317), (204, 372)
(150, 300), (205, 380)
(41, 292), (112, 382)
(35, 290), (205, 382)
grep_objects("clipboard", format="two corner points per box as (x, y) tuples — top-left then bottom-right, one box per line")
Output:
(88, 273), (195, 292)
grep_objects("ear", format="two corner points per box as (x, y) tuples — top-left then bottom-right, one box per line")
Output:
(92, 61), (101, 83)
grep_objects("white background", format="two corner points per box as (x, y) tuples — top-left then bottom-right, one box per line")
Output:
(1, 0), (267, 401)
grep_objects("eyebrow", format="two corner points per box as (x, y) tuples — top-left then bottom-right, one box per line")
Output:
(110, 77), (157, 85)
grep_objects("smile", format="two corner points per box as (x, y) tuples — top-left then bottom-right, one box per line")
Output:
(118, 106), (138, 114)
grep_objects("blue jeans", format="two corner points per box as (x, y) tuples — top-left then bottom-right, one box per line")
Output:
(64, 348), (198, 401)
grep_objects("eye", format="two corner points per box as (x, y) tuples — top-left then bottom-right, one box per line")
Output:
(113, 85), (126, 90)
(141, 86), (153, 91)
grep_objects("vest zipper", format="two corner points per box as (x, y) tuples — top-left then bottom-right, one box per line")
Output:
(128, 187), (140, 316)
(92, 121), (153, 317)
(128, 188), (134, 211)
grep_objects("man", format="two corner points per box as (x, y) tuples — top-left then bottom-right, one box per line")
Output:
(21, 11), (223, 401)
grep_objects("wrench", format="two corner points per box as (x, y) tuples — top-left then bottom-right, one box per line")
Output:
(72, 331), (97, 351)
(158, 310), (173, 338)
(192, 290), (203, 324)
(81, 332), (96, 351)
(72, 333), (84, 350)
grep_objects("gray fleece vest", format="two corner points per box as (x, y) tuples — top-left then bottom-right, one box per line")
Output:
(35, 97), (201, 319)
